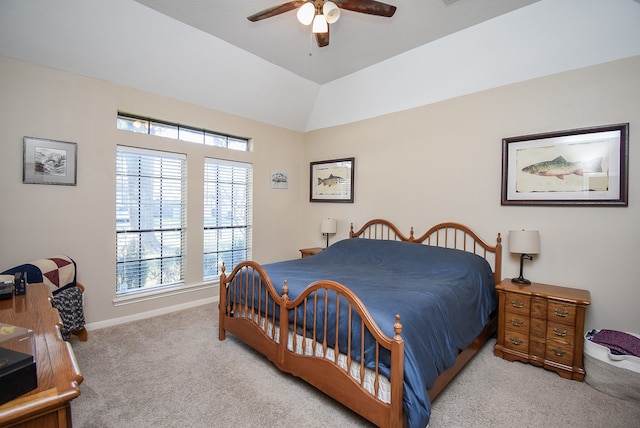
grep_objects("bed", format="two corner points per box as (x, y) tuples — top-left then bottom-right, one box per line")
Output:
(218, 219), (502, 428)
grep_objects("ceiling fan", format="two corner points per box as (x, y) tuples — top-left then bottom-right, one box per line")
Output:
(247, 0), (397, 48)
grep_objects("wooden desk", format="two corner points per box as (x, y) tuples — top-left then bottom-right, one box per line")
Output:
(0, 283), (83, 427)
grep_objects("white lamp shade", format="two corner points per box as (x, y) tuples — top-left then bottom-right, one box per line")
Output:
(297, 2), (315, 26)
(509, 230), (540, 254)
(323, 1), (341, 24)
(321, 218), (337, 234)
(312, 14), (328, 33)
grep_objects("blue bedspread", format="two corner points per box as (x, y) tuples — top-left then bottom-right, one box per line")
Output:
(261, 238), (496, 428)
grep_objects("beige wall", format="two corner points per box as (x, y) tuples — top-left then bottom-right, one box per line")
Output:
(302, 56), (640, 333)
(0, 56), (305, 326)
(1, 55), (639, 333)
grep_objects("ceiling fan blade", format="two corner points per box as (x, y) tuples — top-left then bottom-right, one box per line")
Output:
(316, 28), (330, 48)
(337, 0), (397, 17)
(247, 1), (306, 22)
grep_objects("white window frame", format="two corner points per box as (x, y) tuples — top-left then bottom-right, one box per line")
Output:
(116, 112), (250, 152)
(116, 146), (187, 298)
(203, 158), (252, 280)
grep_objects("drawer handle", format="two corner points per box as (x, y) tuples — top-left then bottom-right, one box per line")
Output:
(511, 300), (525, 309)
(553, 327), (568, 337)
(552, 348), (566, 357)
(509, 337), (524, 346)
(554, 308), (569, 318)
(510, 319), (524, 327)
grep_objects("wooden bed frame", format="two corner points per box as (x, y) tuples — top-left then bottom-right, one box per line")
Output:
(219, 219), (502, 428)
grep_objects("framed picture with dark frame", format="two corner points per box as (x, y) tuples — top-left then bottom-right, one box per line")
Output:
(310, 157), (354, 203)
(23, 136), (78, 186)
(501, 123), (628, 206)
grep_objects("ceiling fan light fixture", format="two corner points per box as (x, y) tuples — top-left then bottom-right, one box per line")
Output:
(248, 0), (397, 48)
(296, 2), (315, 26)
(323, 1), (340, 24)
(312, 14), (328, 33)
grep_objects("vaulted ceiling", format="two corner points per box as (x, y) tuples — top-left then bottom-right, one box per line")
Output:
(133, 0), (540, 84)
(1, 0), (639, 132)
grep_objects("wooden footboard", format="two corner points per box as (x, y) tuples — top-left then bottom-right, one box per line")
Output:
(219, 263), (405, 428)
(218, 261), (284, 366)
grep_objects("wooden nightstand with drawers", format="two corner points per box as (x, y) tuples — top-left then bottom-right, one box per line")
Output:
(299, 247), (323, 258)
(494, 279), (591, 381)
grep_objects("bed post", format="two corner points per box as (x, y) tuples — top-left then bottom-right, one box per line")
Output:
(494, 233), (502, 285)
(219, 263), (227, 341)
(278, 280), (290, 366)
(389, 314), (404, 428)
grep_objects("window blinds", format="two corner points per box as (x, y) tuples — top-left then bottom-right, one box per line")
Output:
(116, 146), (186, 294)
(203, 158), (252, 279)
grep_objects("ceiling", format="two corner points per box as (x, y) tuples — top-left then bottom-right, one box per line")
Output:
(1, 0), (639, 132)
(134, 0), (540, 84)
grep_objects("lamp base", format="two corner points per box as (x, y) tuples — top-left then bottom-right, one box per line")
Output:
(511, 276), (531, 285)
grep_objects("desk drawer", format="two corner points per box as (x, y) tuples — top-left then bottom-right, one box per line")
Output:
(504, 329), (529, 353)
(547, 322), (575, 344)
(505, 292), (531, 316)
(546, 341), (574, 366)
(505, 313), (530, 331)
(548, 301), (576, 326)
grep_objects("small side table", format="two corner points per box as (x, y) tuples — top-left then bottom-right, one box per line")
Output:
(494, 279), (591, 381)
(299, 247), (323, 258)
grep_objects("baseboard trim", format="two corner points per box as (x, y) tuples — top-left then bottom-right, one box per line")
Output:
(86, 295), (218, 331)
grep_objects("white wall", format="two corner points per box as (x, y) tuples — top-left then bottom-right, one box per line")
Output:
(1, 55), (639, 334)
(302, 56), (640, 333)
(0, 56), (305, 326)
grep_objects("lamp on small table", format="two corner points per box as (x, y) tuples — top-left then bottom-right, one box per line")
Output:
(321, 218), (337, 248)
(509, 230), (540, 285)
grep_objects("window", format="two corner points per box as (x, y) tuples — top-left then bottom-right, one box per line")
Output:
(203, 159), (252, 279)
(116, 146), (186, 295)
(116, 112), (249, 152)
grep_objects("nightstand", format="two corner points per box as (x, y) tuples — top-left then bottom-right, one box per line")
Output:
(494, 279), (591, 381)
(299, 247), (323, 258)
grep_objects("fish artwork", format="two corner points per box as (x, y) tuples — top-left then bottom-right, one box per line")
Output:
(317, 173), (345, 187)
(522, 156), (603, 180)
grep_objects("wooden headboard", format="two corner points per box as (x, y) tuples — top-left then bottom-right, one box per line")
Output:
(349, 219), (502, 285)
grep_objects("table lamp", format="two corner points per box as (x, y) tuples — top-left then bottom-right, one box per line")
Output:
(509, 230), (540, 285)
(321, 218), (337, 248)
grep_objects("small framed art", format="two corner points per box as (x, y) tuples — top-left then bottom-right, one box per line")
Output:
(501, 123), (628, 206)
(271, 171), (288, 189)
(310, 157), (354, 203)
(23, 136), (78, 185)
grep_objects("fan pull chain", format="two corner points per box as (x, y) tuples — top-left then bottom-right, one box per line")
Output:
(308, 27), (313, 56)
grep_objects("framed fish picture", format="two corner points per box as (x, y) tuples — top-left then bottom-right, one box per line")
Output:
(501, 123), (628, 206)
(310, 157), (354, 202)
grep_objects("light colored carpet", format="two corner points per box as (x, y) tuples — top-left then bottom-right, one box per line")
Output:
(70, 304), (640, 427)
